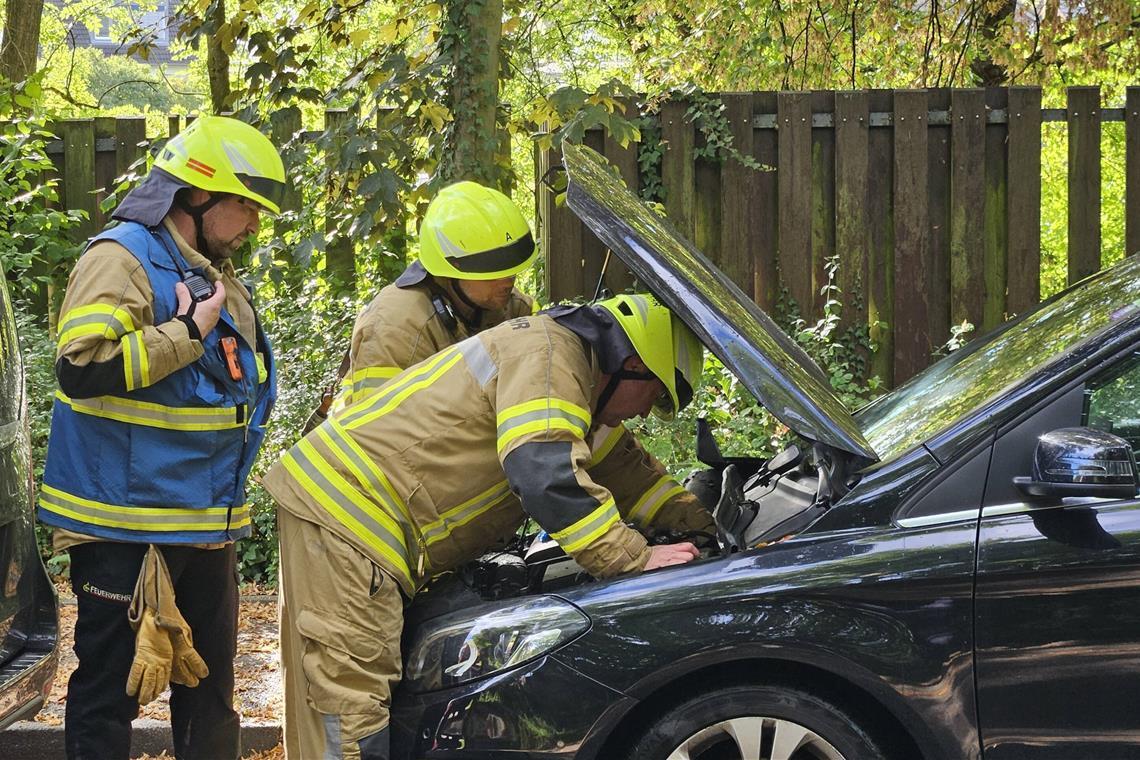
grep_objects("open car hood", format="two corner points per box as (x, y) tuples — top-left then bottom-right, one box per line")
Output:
(562, 142), (878, 462)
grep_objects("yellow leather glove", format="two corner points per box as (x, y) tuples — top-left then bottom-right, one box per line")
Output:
(127, 545), (210, 700)
(126, 606), (172, 704)
(169, 625), (209, 687)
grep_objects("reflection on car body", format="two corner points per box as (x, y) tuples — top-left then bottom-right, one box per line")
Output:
(0, 275), (59, 730)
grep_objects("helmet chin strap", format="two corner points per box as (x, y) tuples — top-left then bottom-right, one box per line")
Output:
(176, 192), (224, 258)
(594, 368), (655, 421)
(450, 280), (484, 328)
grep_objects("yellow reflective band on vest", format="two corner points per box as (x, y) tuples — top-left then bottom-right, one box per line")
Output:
(588, 425), (625, 465)
(550, 497), (619, 553)
(628, 475), (686, 527)
(121, 331), (150, 391)
(255, 353), (268, 384)
(340, 347), (463, 430)
(280, 437), (414, 588)
(56, 391), (244, 431)
(421, 480), (513, 547)
(57, 304), (137, 349)
(496, 398), (591, 453)
(39, 484), (250, 532)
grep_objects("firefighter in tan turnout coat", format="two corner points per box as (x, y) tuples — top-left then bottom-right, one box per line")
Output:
(333, 181), (536, 411)
(265, 292), (712, 759)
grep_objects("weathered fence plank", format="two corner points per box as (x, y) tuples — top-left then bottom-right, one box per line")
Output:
(114, 117), (146, 179)
(1007, 87), (1042, 312)
(893, 90), (930, 380)
(540, 141), (583, 303)
(983, 87), (1009, 329)
(778, 91), (813, 316)
(753, 92), (779, 313)
(601, 99), (638, 294)
(834, 91), (869, 332)
(925, 87), (951, 349)
(661, 99), (695, 240)
(693, 130), (721, 275)
(581, 130), (608, 298)
(720, 93), (756, 298)
(1127, 87), (1140, 257)
(811, 90), (836, 316)
(1068, 86), (1101, 283)
(93, 117), (117, 229)
(59, 120), (98, 244)
(950, 88), (986, 329)
(866, 89), (894, 386)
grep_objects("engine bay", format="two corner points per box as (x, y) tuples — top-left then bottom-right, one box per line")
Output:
(406, 418), (847, 622)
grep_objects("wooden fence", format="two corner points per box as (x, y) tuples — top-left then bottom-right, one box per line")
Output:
(537, 86), (1140, 386)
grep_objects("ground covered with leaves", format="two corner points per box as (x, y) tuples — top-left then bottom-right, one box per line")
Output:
(30, 583), (283, 758)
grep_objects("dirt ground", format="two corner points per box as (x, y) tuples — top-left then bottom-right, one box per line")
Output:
(34, 583), (284, 759)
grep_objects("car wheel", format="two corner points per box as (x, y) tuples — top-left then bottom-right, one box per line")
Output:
(627, 684), (885, 760)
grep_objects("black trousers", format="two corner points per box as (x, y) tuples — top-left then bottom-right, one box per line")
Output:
(65, 542), (241, 760)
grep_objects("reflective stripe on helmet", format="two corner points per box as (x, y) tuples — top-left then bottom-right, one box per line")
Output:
(436, 231), (536, 274)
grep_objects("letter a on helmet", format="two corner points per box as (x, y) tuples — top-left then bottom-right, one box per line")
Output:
(597, 293), (704, 420)
(418, 181), (537, 280)
(155, 116), (287, 214)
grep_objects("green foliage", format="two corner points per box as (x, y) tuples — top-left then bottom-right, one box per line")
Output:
(0, 78), (87, 303)
(631, 257), (883, 474)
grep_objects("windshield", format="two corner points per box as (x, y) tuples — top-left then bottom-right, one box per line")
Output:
(857, 255), (1140, 462)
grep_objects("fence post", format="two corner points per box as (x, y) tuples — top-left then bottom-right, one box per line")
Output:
(538, 139), (583, 303)
(753, 92), (779, 313)
(601, 97), (638, 294)
(866, 89), (894, 386)
(1067, 86), (1101, 283)
(661, 98), (695, 240)
(983, 87), (1009, 330)
(1006, 87), (1042, 313)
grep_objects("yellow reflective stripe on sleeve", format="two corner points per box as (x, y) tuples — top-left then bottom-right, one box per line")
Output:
(588, 425), (626, 465)
(255, 353), (268, 384)
(628, 475), (687, 527)
(496, 398), (591, 453)
(349, 367), (401, 400)
(56, 391), (242, 431)
(319, 421), (417, 531)
(421, 480), (513, 546)
(39, 484), (249, 532)
(280, 441), (414, 587)
(550, 497), (620, 554)
(341, 348), (463, 430)
(121, 331), (150, 390)
(57, 304), (137, 348)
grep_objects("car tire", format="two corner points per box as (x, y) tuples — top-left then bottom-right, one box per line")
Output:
(626, 684), (886, 760)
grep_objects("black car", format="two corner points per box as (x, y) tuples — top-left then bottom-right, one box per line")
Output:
(0, 276), (59, 729)
(390, 141), (1140, 760)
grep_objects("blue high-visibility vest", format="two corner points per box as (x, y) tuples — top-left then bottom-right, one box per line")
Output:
(38, 221), (276, 543)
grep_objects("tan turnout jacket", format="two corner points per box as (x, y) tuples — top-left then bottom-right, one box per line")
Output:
(339, 279), (533, 406)
(263, 314), (712, 597)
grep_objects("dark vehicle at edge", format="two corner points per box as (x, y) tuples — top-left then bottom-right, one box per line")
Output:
(0, 275), (59, 730)
(389, 143), (1140, 760)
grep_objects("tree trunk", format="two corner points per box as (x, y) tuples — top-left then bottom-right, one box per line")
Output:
(0, 0), (45, 84)
(205, 0), (231, 112)
(969, 0), (1015, 86)
(444, 0), (503, 186)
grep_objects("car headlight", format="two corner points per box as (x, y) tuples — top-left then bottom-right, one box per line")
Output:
(403, 595), (589, 693)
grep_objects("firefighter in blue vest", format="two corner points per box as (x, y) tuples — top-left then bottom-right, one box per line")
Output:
(38, 116), (285, 760)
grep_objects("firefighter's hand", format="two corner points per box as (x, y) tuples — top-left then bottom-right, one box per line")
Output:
(126, 607), (173, 704)
(175, 280), (226, 338)
(644, 541), (700, 570)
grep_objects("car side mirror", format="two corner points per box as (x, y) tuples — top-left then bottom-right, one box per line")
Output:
(1013, 427), (1139, 500)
